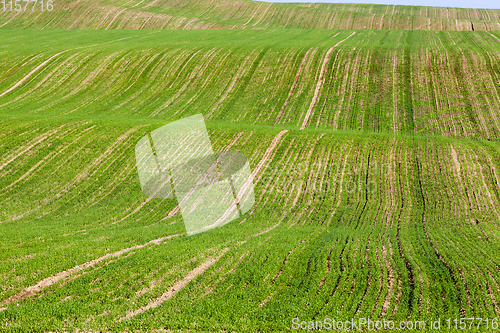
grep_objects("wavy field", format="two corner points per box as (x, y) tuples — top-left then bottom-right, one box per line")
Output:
(2, 2), (500, 332)
(2, 0), (500, 31)
(2, 30), (500, 139)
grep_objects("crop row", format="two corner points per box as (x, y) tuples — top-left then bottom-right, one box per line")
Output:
(2, 117), (500, 330)
(2, 0), (500, 31)
(2, 30), (500, 140)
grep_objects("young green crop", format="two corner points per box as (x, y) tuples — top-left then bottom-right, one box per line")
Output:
(1, 18), (500, 333)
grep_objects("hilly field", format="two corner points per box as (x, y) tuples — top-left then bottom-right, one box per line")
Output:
(3, 0), (500, 30)
(2, 1), (500, 332)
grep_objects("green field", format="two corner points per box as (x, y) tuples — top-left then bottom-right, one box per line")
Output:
(2, 1), (500, 332)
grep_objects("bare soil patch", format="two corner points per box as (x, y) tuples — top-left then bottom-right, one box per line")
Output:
(119, 248), (229, 321)
(1, 234), (180, 306)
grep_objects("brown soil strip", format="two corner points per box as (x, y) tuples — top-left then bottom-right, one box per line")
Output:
(0, 54), (43, 85)
(456, 266), (473, 310)
(119, 248), (229, 321)
(200, 250), (249, 298)
(252, 130), (289, 182)
(284, 7), (296, 28)
(487, 270), (500, 315)
(134, 258), (197, 298)
(487, 280), (500, 315)
(274, 49), (311, 125)
(331, 50), (353, 129)
(458, 47), (490, 139)
(173, 129), (287, 230)
(270, 248), (295, 286)
(105, 0), (147, 30)
(224, 131), (244, 151)
(381, 245), (395, 316)
(165, 205), (180, 219)
(258, 290), (277, 307)
(157, 49), (204, 112)
(379, 143), (398, 315)
(0, 126), (61, 172)
(3, 150), (57, 190)
(243, 3), (263, 25)
(113, 196), (155, 224)
(252, 3), (272, 26)
(482, 148), (500, 196)
(0, 51), (69, 98)
(0, 234), (180, 306)
(299, 31), (356, 130)
(476, 154), (500, 223)
(0, 10), (21, 28)
(162, 131), (245, 222)
(94, 7), (121, 30)
(253, 215), (284, 237)
(237, 130), (289, 222)
(392, 142), (411, 315)
(488, 32), (500, 43)
(206, 51), (258, 118)
(450, 145), (461, 180)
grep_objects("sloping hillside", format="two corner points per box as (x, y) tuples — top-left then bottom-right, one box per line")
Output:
(2, 0), (500, 331)
(2, 29), (500, 331)
(2, 30), (500, 139)
(1, 0), (500, 30)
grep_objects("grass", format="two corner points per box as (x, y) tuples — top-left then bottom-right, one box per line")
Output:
(2, 0), (500, 31)
(1, 1), (500, 332)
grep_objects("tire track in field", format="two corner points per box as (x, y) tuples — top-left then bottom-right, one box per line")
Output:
(0, 34), (153, 103)
(198, 130), (289, 231)
(243, 3), (263, 25)
(199, 250), (250, 298)
(11, 126), (140, 221)
(249, 137), (297, 224)
(104, 0), (148, 30)
(161, 129), (283, 222)
(300, 31), (356, 130)
(274, 49), (311, 125)
(0, 124), (88, 192)
(415, 146), (465, 316)
(0, 53), (89, 110)
(118, 247), (229, 321)
(0, 54), (43, 86)
(0, 51), (69, 98)
(0, 125), (64, 173)
(380, 140), (397, 316)
(0, 234), (180, 307)
(236, 132), (291, 229)
(252, 130), (288, 182)
(394, 142), (415, 316)
(252, 3), (272, 27)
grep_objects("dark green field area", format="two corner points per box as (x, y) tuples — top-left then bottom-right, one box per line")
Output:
(2, 2), (500, 332)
